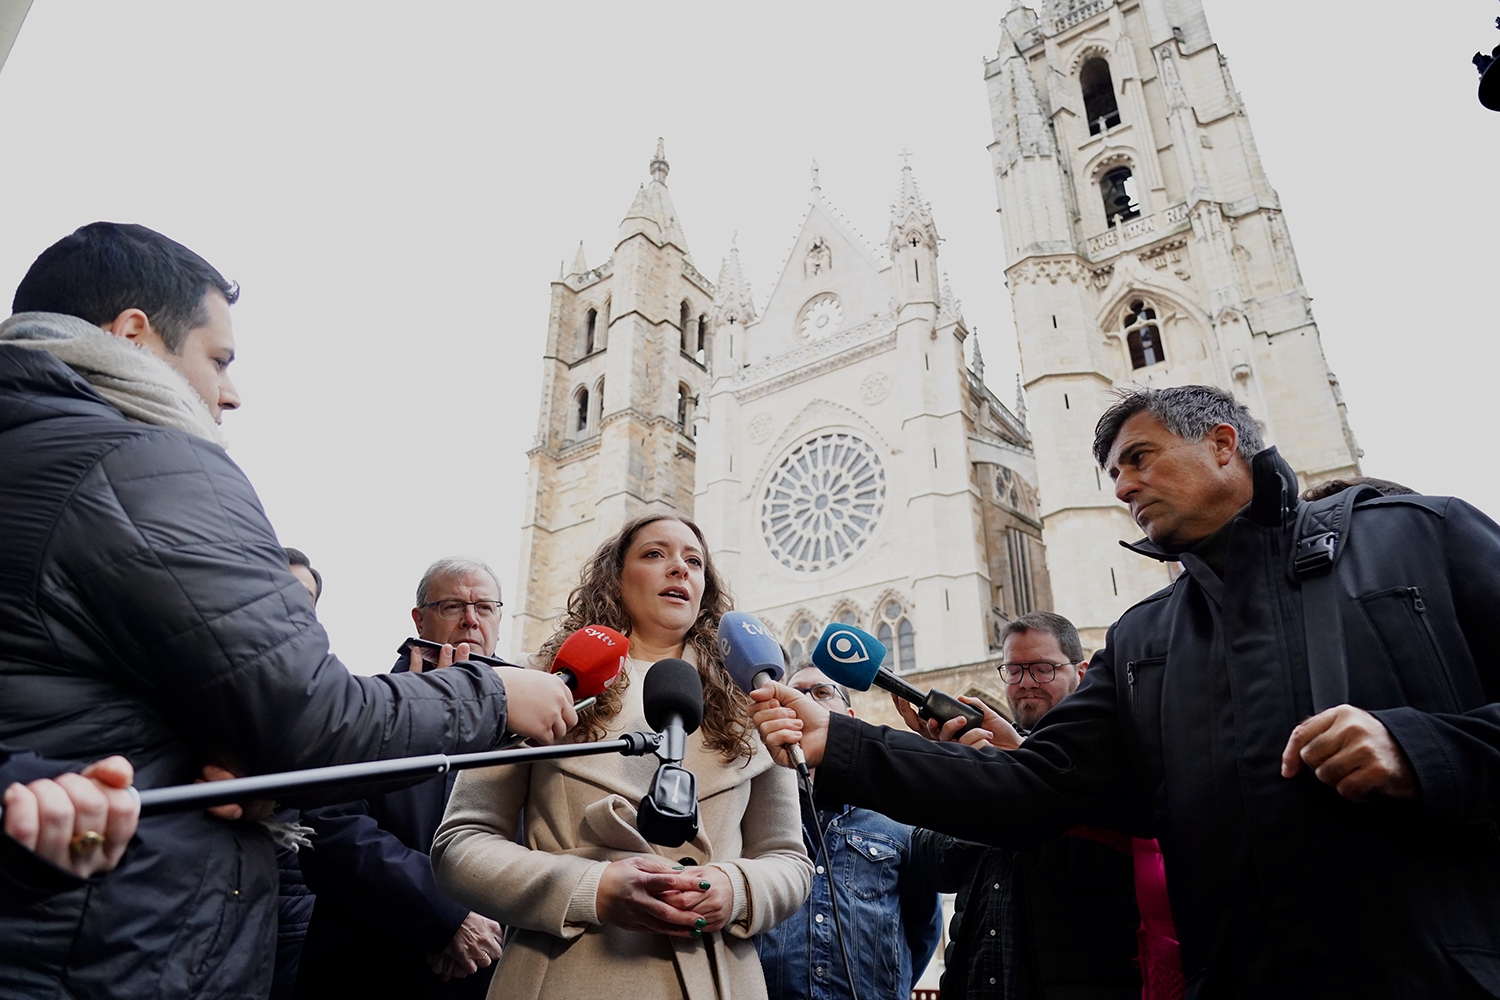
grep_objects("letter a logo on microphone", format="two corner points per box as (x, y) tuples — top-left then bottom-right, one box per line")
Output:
(825, 629), (870, 665)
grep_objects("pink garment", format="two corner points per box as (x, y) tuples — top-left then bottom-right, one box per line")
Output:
(1132, 838), (1185, 1000)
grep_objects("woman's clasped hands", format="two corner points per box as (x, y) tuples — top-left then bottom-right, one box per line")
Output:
(596, 855), (734, 938)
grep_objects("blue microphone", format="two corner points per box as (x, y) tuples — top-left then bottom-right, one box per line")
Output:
(811, 623), (984, 736)
(719, 610), (786, 691)
(719, 610), (808, 776)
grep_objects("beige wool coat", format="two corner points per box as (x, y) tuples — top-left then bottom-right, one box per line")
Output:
(431, 657), (812, 1000)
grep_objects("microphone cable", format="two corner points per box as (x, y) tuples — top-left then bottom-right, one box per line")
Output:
(796, 768), (861, 1000)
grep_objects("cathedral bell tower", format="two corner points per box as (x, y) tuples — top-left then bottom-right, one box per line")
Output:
(986, 0), (1361, 647)
(510, 140), (713, 656)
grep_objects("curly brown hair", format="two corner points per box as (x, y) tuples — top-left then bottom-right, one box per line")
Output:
(535, 514), (757, 763)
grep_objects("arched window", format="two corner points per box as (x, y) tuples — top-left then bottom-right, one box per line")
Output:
(1124, 299), (1166, 368)
(787, 617), (816, 665)
(680, 300), (693, 354)
(676, 382), (691, 432)
(599, 298), (611, 350)
(594, 377), (605, 425)
(696, 315), (708, 365)
(1099, 166), (1140, 223)
(1080, 57), (1121, 135)
(876, 599), (916, 673)
(583, 307), (597, 355)
(833, 606), (858, 627)
(573, 386), (590, 436)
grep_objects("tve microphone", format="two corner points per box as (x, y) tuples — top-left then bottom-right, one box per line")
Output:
(811, 623), (984, 736)
(637, 658), (703, 847)
(719, 611), (785, 691)
(718, 611), (810, 778)
(553, 625), (628, 698)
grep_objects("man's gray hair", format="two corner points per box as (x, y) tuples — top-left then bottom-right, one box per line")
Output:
(1092, 385), (1265, 468)
(415, 557), (502, 606)
(999, 611), (1085, 664)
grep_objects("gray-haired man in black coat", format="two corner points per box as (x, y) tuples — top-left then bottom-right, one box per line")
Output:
(753, 385), (1500, 999)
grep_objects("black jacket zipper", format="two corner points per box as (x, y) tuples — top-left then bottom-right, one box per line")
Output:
(1409, 587), (1462, 710)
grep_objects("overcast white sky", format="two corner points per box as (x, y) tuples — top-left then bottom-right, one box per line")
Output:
(2, 2), (1497, 673)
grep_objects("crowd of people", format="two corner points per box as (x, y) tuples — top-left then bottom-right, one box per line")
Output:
(2, 221), (1498, 1000)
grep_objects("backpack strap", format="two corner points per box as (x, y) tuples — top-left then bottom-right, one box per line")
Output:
(1290, 484), (1381, 712)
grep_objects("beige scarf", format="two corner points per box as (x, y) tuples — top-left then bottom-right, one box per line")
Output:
(0, 311), (228, 449)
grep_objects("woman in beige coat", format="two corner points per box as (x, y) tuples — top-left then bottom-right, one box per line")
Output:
(432, 514), (812, 1000)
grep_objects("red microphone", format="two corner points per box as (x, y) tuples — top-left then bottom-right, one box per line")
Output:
(553, 625), (628, 698)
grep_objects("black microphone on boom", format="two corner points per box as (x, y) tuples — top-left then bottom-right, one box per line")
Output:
(636, 658), (704, 848)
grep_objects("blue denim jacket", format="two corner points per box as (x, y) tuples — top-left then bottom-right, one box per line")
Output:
(756, 801), (942, 1000)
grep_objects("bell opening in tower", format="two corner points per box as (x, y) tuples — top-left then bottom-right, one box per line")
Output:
(1099, 167), (1141, 223)
(1081, 57), (1122, 135)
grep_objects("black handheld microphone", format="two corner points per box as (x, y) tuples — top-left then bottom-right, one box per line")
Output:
(636, 658), (704, 847)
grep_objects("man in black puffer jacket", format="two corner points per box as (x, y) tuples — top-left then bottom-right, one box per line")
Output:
(0, 222), (577, 1000)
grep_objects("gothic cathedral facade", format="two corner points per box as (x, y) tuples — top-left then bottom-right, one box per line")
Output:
(513, 145), (1049, 698)
(989, 0), (1361, 646)
(515, 0), (1361, 678)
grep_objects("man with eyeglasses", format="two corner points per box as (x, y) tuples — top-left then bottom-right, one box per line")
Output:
(755, 663), (942, 1000)
(903, 612), (1141, 1000)
(296, 558), (512, 1000)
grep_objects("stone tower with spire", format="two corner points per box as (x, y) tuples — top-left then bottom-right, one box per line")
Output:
(510, 140), (715, 655)
(986, 0), (1361, 647)
(694, 161), (1048, 698)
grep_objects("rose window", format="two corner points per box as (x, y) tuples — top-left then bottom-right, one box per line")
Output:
(761, 432), (885, 572)
(799, 295), (843, 342)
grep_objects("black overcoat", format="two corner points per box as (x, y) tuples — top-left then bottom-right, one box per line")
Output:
(818, 449), (1500, 999)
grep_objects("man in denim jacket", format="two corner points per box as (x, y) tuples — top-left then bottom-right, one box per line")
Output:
(755, 665), (942, 1000)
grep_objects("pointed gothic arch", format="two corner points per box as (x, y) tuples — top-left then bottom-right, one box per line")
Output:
(676, 382), (694, 434)
(872, 592), (916, 673)
(1122, 299), (1166, 369)
(830, 602), (862, 628)
(1094, 259), (1212, 377)
(572, 384), (590, 438)
(582, 306), (598, 356)
(784, 613), (818, 666)
(1079, 55), (1121, 135)
(1085, 151), (1145, 229)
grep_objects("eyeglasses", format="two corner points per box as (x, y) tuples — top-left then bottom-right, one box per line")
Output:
(793, 683), (849, 705)
(997, 661), (1073, 684)
(421, 599), (503, 621)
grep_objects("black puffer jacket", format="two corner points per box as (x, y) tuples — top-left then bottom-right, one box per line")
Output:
(0, 347), (512, 1000)
(820, 449), (1500, 999)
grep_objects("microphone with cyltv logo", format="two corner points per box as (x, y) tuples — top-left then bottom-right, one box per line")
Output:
(552, 625), (628, 699)
(811, 623), (984, 737)
(718, 611), (810, 778)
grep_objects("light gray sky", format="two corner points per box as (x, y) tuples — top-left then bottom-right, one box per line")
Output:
(2, 2), (1496, 674)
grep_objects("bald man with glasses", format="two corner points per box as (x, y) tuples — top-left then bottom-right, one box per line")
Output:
(296, 558), (523, 1000)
